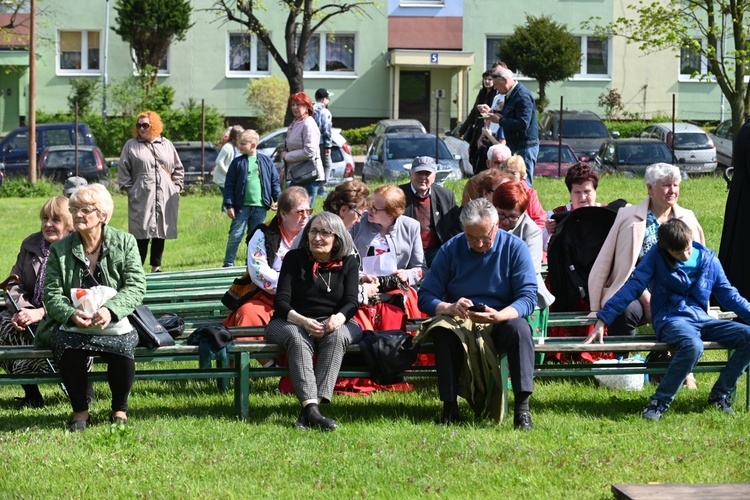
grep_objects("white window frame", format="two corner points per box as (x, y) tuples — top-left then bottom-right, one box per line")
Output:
(399, 0), (445, 6)
(56, 30), (101, 76)
(484, 36), (526, 79)
(679, 38), (708, 82)
(302, 32), (358, 78)
(574, 35), (611, 80)
(131, 48), (170, 77)
(226, 32), (271, 78)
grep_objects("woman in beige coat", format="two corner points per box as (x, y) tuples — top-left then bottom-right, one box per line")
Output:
(118, 111), (184, 272)
(588, 163), (704, 363)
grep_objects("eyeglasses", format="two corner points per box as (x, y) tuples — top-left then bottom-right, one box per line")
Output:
(369, 205), (387, 215)
(136, 123), (151, 129)
(295, 209), (312, 217)
(351, 207), (363, 218)
(491, 74), (506, 80)
(497, 212), (521, 224)
(309, 228), (335, 238)
(69, 206), (98, 216)
(465, 230), (496, 245)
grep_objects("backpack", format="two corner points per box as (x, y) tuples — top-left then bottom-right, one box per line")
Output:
(546, 201), (626, 311)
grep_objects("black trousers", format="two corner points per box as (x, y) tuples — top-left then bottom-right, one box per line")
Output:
(58, 349), (135, 413)
(607, 299), (644, 337)
(137, 238), (165, 267)
(433, 317), (535, 402)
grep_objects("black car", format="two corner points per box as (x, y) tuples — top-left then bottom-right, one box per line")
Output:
(539, 110), (619, 160)
(38, 145), (109, 182)
(593, 138), (674, 174)
(172, 141), (219, 185)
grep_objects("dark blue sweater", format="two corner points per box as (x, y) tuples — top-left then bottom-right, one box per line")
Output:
(223, 152), (281, 210)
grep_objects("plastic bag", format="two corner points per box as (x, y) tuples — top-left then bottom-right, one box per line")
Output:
(70, 286), (117, 313)
(593, 356), (646, 391)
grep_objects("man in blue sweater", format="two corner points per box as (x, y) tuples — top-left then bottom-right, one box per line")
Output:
(222, 129), (281, 267)
(586, 219), (750, 421)
(418, 198), (538, 429)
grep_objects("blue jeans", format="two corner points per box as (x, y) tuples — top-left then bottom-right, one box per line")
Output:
(515, 143), (539, 186)
(652, 318), (750, 404)
(223, 205), (267, 267)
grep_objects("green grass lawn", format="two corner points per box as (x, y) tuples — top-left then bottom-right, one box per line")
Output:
(0, 174), (746, 498)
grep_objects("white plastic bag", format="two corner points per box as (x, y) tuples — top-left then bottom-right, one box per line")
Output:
(593, 357), (646, 391)
(70, 286), (117, 314)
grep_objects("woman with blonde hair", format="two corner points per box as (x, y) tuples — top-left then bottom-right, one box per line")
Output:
(499, 155), (546, 230)
(213, 124), (245, 205)
(118, 110), (184, 273)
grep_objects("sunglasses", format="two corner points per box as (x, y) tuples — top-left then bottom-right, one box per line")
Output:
(296, 209), (312, 217)
(136, 123), (151, 129)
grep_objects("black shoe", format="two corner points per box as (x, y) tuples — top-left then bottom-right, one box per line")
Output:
(513, 411), (533, 430)
(439, 402), (460, 425)
(642, 399), (669, 421)
(15, 396), (45, 409)
(708, 393), (733, 414)
(68, 417), (91, 432)
(294, 409), (309, 430)
(304, 404), (337, 431)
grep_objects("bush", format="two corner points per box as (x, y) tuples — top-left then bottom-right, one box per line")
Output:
(0, 176), (62, 198)
(163, 100), (225, 144)
(341, 124), (376, 145)
(68, 78), (99, 115)
(108, 77), (175, 116)
(245, 76), (289, 134)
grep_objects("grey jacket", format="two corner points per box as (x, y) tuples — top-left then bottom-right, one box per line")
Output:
(349, 214), (426, 286)
(510, 213), (555, 309)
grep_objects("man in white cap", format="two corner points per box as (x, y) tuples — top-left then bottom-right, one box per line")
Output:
(313, 88), (334, 196)
(63, 176), (88, 198)
(398, 156), (456, 267)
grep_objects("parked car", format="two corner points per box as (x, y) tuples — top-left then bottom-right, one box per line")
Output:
(442, 124), (471, 176)
(593, 138), (674, 174)
(173, 141), (219, 186)
(259, 127), (354, 186)
(709, 119), (733, 168)
(639, 122), (717, 173)
(0, 122), (96, 177)
(362, 132), (462, 183)
(539, 110), (618, 160)
(38, 145), (109, 182)
(534, 141), (581, 177)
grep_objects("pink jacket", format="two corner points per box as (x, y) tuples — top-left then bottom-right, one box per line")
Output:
(588, 197), (705, 311)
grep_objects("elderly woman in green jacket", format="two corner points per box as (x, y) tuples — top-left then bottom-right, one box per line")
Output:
(38, 183), (146, 431)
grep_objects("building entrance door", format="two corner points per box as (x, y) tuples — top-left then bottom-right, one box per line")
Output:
(398, 71), (430, 131)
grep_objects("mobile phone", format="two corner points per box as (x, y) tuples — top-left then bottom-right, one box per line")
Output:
(468, 304), (486, 312)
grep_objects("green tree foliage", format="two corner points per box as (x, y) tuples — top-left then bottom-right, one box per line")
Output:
(501, 15), (581, 112)
(108, 76), (176, 116)
(112, 0), (194, 92)
(67, 78), (99, 115)
(245, 75), (289, 133)
(209, 0), (374, 124)
(583, 0), (750, 136)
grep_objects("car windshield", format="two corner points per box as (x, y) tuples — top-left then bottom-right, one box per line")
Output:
(385, 126), (423, 135)
(618, 143), (673, 164)
(560, 119), (609, 138)
(538, 145), (577, 163)
(175, 148), (218, 166)
(674, 132), (712, 150)
(45, 150), (98, 169)
(385, 137), (453, 160)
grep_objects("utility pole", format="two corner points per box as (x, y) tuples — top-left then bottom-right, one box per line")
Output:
(28, 0), (36, 184)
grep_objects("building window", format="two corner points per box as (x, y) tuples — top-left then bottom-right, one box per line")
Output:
(227, 32), (270, 76)
(575, 36), (610, 78)
(303, 33), (356, 75)
(485, 37), (505, 70)
(58, 31), (100, 74)
(680, 39), (706, 80)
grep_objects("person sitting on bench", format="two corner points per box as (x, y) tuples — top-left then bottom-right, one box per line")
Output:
(585, 219), (750, 421)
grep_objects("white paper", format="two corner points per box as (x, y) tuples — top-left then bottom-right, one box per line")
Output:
(362, 252), (398, 276)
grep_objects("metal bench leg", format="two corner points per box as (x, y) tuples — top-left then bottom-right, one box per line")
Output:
(234, 352), (250, 421)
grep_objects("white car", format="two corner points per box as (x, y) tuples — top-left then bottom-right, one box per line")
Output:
(258, 127), (354, 186)
(709, 119), (733, 168)
(639, 122), (717, 173)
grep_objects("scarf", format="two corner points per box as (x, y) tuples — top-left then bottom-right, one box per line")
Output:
(310, 254), (344, 278)
(32, 238), (51, 308)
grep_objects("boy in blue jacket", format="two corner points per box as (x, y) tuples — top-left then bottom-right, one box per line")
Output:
(585, 219), (750, 421)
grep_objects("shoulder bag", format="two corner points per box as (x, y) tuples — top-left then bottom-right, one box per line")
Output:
(287, 159), (318, 185)
(131, 304), (175, 348)
(221, 271), (260, 310)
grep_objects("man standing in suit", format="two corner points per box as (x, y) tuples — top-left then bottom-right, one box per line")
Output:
(399, 156), (457, 267)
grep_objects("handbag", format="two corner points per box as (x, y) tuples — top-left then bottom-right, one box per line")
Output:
(130, 304), (175, 348)
(287, 159), (318, 185)
(221, 271), (260, 310)
(158, 313), (185, 339)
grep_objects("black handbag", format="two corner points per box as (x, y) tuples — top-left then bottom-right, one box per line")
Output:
(158, 313), (185, 339)
(130, 304), (175, 348)
(288, 159), (318, 185)
(221, 271), (259, 310)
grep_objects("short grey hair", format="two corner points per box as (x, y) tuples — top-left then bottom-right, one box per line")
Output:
(645, 162), (681, 186)
(70, 183), (113, 223)
(460, 197), (499, 229)
(300, 211), (354, 260)
(495, 67), (514, 81)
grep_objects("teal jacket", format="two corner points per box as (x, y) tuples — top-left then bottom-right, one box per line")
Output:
(35, 224), (146, 347)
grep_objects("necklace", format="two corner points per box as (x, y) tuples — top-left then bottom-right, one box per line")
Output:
(319, 271), (332, 293)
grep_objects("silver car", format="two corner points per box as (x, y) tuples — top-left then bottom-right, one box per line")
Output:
(362, 132), (464, 184)
(639, 122), (717, 173)
(709, 119), (733, 168)
(258, 127), (354, 186)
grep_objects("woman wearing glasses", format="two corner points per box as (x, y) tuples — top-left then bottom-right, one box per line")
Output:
(224, 187), (310, 333)
(350, 184), (426, 318)
(492, 181), (554, 309)
(118, 111), (184, 273)
(265, 212), (361, 431)
(37, 184), (146, 431)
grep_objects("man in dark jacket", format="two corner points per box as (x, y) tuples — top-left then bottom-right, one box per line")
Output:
(398, 156), (456, 267)
(222, 129), (281, 267)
